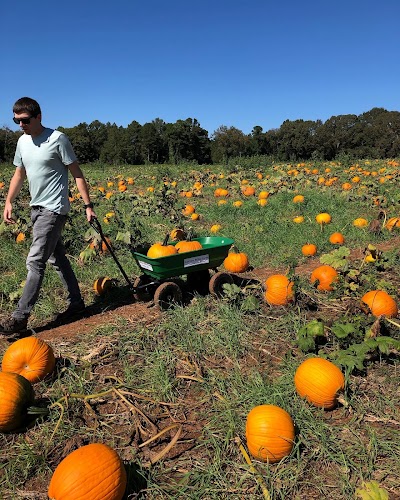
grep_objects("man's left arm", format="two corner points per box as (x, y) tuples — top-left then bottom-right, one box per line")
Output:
(68, 161), (97, 221)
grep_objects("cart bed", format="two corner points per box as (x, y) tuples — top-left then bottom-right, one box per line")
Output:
(132, 236), (234, 279)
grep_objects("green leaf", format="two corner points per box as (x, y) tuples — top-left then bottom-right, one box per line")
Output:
(355, 480), (389, 500)
(320, 246), (350, 269)
(296, 320), (325, 352)
(331, 322), (357, 339)
(116, 231), (132, 244)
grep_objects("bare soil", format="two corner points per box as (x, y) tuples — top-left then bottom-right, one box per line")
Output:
(28, 235), (400, 343)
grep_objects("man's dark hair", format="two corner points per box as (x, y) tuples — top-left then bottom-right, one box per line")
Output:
(13, 97), (41, 117)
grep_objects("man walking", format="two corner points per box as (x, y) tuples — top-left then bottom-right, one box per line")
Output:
(0, 97), (96, 335)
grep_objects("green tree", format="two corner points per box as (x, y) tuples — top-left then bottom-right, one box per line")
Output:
(211, 126), (250, 163)
(0, 127), (19, 163)
(140, 119), (168, 164)
(165, 118), (211, 164)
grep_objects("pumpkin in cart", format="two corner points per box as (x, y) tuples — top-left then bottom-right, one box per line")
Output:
(1, 337), (55, 384)
(147, 234), (177, 258)
(175, 239), (203, 253)
(245, 404), (295, 463)
(294, 357), (345, 409)
(48, 442), (127, 500)
(0, 371), (35, 432)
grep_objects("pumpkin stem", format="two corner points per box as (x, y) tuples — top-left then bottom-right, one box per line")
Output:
(162, 233), (170, 246)
(230, 245), (240, 254)
(385, 317), (400, 329)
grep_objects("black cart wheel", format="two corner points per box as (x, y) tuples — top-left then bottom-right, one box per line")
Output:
(209, 271), (234, 297)
(154, 281), (183, 310)
(133, 275), (154, 302)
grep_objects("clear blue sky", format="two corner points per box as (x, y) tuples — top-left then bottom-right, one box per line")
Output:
(2, 0), (399, 136)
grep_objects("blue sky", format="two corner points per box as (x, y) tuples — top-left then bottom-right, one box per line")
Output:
(2, 1), (399, 136)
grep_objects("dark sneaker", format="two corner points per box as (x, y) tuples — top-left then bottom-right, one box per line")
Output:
(53, 300), (86, 324)
(0, 317), (28, 335)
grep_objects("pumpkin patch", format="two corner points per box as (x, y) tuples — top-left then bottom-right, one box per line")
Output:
(1, 157), (400, 496)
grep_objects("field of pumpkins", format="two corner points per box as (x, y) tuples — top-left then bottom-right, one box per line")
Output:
(0, 158), (400, 498)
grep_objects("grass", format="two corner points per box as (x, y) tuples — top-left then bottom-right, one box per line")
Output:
(0, 159), (400, 498)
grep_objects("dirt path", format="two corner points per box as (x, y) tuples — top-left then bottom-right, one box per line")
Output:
(7, 235), (400, 344)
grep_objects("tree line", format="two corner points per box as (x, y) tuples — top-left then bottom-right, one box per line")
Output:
(1, 107), (399, 166)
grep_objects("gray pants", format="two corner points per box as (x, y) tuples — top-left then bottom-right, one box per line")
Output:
(13, 206), (82, 320)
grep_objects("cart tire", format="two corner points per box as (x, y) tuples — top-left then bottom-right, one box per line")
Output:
(154, 281), (183, 310)
(209, 271), (234, 297)
(133, 275), (154, 302)
(186, 270), (211, 296)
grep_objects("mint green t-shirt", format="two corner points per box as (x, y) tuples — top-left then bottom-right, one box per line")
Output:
(13, 128), (77, 215)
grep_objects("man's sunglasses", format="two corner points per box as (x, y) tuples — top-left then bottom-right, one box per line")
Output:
(13, 116), (35, 125)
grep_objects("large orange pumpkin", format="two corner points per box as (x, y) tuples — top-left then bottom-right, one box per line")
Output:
(310, 265), (339, 291)
(48, 443), (127, 500)
(245, 404), (295, 463)
(0, 372), (34, 432)
(361, 290), (398, 318)
(294, 357), (345, 409)
(223, 247), (249, 273)
(175, 240), (203, 253)
(147, 235), (177, 258)
(265, 274), (294, 305)
(1, 337), (55, 384)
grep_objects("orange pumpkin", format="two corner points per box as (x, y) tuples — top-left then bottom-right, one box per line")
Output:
(329, 232), (345, 245)
(293, 195), (305, 203)
(242, 186), (256, 196)
(48, 443), (127, 500)
(0, 372), (34, 431)
(245, 404), (295, 463)
(301, 243), (317, 257)
(315, 213), (332, 225)
(16, 232), (26, 244)
(384, 217), (400, 231)
(147, 235), (178, 258)
(265, 274), (295, 305)
(170, 228), (186, 241)
(361, 290), (398, 318)
(1, 337), (55, 384)
(294, 357), (345, 409)
(101, 237), (112, 253)
(182, 204), (195, 216)
(353, 218), (368, 227)
(223, 246), (249, 273)
(310, 265), (338, 291)
(93, 276), (113, 296)
(175, 240), (203, 253)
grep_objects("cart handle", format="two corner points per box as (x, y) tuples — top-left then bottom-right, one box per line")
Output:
(89, 217), (134, 288)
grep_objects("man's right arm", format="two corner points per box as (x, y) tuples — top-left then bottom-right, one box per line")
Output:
(4, 167), (26, 223)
